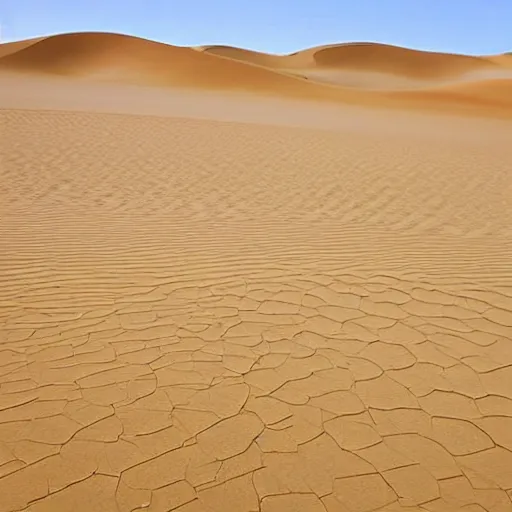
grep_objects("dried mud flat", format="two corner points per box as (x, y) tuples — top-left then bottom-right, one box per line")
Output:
(1, 34), (512, 512)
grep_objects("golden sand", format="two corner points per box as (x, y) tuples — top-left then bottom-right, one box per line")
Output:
(1, 32), (512, 511)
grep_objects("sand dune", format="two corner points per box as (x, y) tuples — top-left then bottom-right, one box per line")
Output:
(201, 41), (512, 90)
(300, 43), (498, 77)
(1, 30), (512, 512)
(489, 53), (512, 68)
(0, 37), (46, 59)
(196, 44), (289, 68)
(0, 32), (328, 97)
(201, 41), (497, 76)
(1, 32), (512, 117)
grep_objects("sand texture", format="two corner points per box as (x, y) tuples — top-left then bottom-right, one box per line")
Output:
(1, 32), (512, 512)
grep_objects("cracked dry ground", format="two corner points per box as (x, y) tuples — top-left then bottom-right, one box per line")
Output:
(1, 108), (512, 512)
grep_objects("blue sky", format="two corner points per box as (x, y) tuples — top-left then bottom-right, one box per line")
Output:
(1, 0), (511, 55)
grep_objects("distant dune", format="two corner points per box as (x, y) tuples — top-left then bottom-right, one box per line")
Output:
(195, 45), (289, 69)
(1, 31), (512, 116)
(489, 53), (512, 68)
(201, 41), (498, 76)
(0, 33), (327, 94)
(0, 36), (47, 58)
(296, 43), (498, 77)
(200, 41), (512, 89)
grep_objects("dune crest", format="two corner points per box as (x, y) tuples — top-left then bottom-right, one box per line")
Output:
(0, 32), (352, 103)
(201, 41), (512, 89)
(1, 32), (512, 116)
(304, 43), (496, 76)
(0, 36), (46, 59)
(200, 41), (498, 76)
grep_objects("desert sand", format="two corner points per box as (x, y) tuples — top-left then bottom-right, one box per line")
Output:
(1, 32), (512, 512)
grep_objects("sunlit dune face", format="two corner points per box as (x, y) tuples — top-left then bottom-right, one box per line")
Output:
(1, 32), (511, 117)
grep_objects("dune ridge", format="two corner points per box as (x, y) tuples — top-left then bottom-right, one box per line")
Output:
(0, 36), (47, 59)
(0, 32), (367, 109)
(200, 41), (512, 90)
(201, 41), (502, 77)
(1, 31), (512, 116)
(0, 33), (307, 86)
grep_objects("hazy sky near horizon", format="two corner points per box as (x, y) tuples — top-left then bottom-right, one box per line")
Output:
(1, 0), (511, 55)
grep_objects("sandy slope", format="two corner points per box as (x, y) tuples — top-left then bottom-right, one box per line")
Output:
(200, 41), (496, 76)
(0, 37), (46, 59)
(489, 53), (512, 67)
(200, 41), (512, 90)
(0, 32), (331, 97)
(1, 31), (512, 512)
(1, 32), (512, 116)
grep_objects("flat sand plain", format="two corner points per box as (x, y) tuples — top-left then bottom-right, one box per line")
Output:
(1, 33), (512, 512)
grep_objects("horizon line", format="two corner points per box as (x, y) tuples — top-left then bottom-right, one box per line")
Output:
(1, 30), (510, 58)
